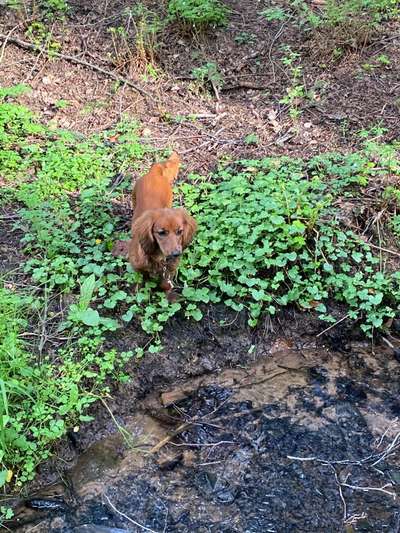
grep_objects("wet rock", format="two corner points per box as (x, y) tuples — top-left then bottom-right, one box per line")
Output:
(392, 319), (400, 333)
(194, 471), (238, 504)
(25, 498), (67, 511)
(354, 518), (375, 531)
(336, 377), (367, 402)
(308, 366), (328, 384)
(387, 468), (400, 485)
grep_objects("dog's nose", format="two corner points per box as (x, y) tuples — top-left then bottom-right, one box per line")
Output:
(167, 250), (182, 260)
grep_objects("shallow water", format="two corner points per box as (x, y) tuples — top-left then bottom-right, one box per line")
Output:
(8, 338), (400, 532)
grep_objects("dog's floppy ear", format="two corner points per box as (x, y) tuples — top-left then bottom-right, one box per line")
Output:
(161, 151), (180, 184)
(132, 211), (157, 256)
(178, 208), (197, 249)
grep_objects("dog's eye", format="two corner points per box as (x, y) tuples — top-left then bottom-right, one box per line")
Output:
(176, 229), (183, 236)
(158, 229), (168, 236)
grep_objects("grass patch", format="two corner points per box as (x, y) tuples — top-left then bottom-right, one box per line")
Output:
(168, 0), (228, 30)
(1, 87), (400, 499)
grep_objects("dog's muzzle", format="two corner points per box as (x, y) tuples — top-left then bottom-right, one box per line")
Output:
(166, 251), (182, 261)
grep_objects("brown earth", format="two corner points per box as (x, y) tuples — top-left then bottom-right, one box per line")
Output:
(1, 0), (399, 178)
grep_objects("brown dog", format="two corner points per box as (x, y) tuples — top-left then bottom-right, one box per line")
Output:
(127, 152), (197, 296)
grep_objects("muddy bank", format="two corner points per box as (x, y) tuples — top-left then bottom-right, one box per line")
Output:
(8, 340), (400, 532)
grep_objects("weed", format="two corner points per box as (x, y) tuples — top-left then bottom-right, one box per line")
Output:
(25, 21), (61, 55)
(261, 6), (288, 22)
(54, 99), (70, 109)
(235, 31), (256, 45)
(39, 0), (69, 19)
(131, 3), (163, 65)
(109, 5), (163, 71)
(6, 0), (68, 20)
(191, 62), (223, 93)
(244, 133), (259, 145)
(109, 26), (135, 72)
(279, 46), (305, 120)
(376, 54), (391, 66)
(295, 0), (399, 56)
(168, 0), (228, 30)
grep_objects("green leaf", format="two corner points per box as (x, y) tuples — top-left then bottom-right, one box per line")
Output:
(0, 470), (8, 488)
(79, 274), (96, 309)
(79, 308), (100, 326)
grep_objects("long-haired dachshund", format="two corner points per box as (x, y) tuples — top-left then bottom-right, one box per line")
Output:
(126, 151), (197, 297)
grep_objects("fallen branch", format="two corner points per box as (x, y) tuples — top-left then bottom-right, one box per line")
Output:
(366, 242), (400, 258)
(341, 481), (396, 499)
(149, 422), (191, 454)
(0, 33), (152, 99)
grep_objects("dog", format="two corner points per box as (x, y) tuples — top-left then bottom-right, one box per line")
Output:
(125, 151), (197, 297)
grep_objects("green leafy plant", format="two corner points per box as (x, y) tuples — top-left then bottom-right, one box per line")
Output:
(168, 0), (229, 30)
(292, 0), (399, 55)
(235, 31), (256, 45)
(244, 133), (259, 145)
(178, 152), (400, 334)
(109, 4), (164, 71)
(261, 6), (288, 21)
(25, 21), (62, 55)
(191, 62), (224, 93)
(279, 46), (305, 120)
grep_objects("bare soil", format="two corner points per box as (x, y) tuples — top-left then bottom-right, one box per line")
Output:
(1, 0), (400, 176)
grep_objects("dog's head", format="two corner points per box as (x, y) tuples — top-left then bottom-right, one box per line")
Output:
(132, 208), (197, 261)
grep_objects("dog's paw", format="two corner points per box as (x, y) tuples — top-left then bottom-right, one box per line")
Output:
(166, 290), (181, 303)
(160, 279), (174, 292)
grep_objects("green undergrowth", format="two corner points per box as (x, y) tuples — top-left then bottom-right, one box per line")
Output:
(1, 86), (400, 498)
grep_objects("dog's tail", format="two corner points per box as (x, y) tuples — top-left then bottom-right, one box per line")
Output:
(161, 151), (181, 184)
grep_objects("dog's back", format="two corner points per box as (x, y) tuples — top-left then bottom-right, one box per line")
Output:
(132, 151), (180, 222)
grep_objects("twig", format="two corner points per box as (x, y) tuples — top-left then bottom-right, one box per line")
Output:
(316, 314), (350, 338)
(221, 82), (270, 92)
(376, 418), (398, 449)
(0, 24), (20, 64)
(169, 440), (235, 448)
(341, 481), (396, 499)
(371, 431), (400, 467)
(330, 464), (347, 521)
(366, 242), (400, 258)
(0, 33), (152, 99)
(100, 398), (137, 449)
(149, 422), (191, 454)
(103, 493), (158, 533)
(381, 336), (395, 350)
(268, 22), (288, 83)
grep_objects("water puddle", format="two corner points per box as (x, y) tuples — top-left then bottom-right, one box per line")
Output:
(8, 341), (400, 532)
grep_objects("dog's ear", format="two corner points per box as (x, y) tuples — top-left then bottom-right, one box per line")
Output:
(162, 151), (180, 184)
(132, 211), (157, 256)
(178, 208), (197, 249)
